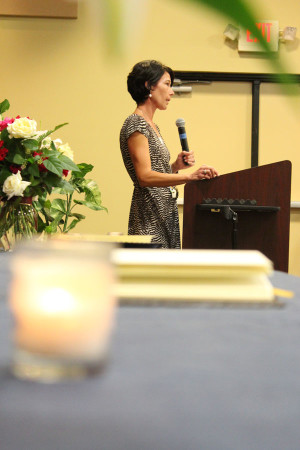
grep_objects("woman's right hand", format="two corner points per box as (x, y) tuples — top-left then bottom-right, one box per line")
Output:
(190, 165), (219, 181)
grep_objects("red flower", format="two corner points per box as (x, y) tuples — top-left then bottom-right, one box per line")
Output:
(33, 151), (48, 172)
(9, 165), (21, 174)
(0, 147), (8, 161)
(63, 170), (69, 177)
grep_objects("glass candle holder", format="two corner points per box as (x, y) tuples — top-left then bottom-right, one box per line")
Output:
(8, 238), (117, 382)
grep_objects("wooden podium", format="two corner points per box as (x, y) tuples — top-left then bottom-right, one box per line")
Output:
(182, 161), (292, 272)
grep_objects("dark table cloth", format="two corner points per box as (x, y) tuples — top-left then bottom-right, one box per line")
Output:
(0, 252), (300, 450)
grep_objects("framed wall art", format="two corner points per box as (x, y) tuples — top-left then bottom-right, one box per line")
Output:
(0, 0), (78, 19)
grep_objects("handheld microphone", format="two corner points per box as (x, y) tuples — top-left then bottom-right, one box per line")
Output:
(176, 118), (189, 165)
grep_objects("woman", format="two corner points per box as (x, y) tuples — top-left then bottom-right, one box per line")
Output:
(120, 60), (218, 248)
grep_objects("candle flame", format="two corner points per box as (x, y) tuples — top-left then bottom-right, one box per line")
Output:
(39, 288), (77, 314)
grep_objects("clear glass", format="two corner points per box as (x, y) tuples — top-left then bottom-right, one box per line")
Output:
(0, 198), (37, 251)
(8, 238), (117, 382)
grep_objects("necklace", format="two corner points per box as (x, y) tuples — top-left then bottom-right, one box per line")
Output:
(135, 108), (163, 143)
(135, 107), (153, 123)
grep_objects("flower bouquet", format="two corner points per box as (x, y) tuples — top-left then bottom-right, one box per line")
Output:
(0, 99), (107, 250)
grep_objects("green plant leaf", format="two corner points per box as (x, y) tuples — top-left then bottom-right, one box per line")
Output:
(72, 163), (94, 178)
(0, 167), (12, 185)
(52, 179), (75, 194)
(41, 147), (60, 157)
(28, 164), (40, 178)
(45, 220), (61, 234)
(65, 219), (80, 232)
(74, 199), (108, 212)
(70, 213), (86, 220)
(58, 155), (80, 172)
(43, 157), (63, 176)
(42, 172), (64, 189)
(36, 123), (68, 143)
(22, 139), (39, 151)
(50, 198), (67, 215)
(12, 154), (26, 165)
(0, 99), (10, 115)
(44, 210), (65, 232)
(33, 195), (51, 212)
(82, 179), (103, 205)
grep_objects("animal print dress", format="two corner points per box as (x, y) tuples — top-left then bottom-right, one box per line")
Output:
(120, 114), (180, 248)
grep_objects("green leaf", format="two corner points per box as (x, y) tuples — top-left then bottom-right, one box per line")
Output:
(43, 157), (63, 176)
(35, 214), (47, 233)
(12, 154), (26, 165)
(74, 199), (108, 212)
(50, 198), (67, 215)
(0, 167), (12, 185)
(45, 221), (60, 234)
(36, 123), (68, 143)
(65, 219), (80, 232)
(58, 154), (80, 172)
(41, 147), (60, 157)
(43, 210), (65, 233)
(22, 139), (39, 151)
(0, 99), (10, 115)
(52, 179), (75, 194)
(28, 164), (40, 178)
(70, 213), (86, 220)
(72, 177), (86, 193)
(42, 172), (63, 188)
(82, 179), (103, 205)
(72, 163), (94, 178)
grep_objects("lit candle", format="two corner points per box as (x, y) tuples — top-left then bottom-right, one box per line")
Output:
(9, 238), (117, 381)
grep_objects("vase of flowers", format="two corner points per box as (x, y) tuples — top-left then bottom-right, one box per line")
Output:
(0, 99), (107, 250)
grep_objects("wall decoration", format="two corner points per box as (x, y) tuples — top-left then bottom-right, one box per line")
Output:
(0, 0), (78, 19)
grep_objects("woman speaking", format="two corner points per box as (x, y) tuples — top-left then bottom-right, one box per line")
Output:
(120, 60), (218, 248)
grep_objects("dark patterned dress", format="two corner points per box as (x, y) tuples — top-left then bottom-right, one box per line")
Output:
(120, 114), (180, 248)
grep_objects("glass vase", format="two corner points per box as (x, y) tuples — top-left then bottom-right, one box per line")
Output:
(0, 197), (37, 251)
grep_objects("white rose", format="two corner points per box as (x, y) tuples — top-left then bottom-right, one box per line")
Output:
(7, 117), (37, 139)
(53, 138), (63, 149)
(57, 142), (74, 161)
(3, 172), (31, 200)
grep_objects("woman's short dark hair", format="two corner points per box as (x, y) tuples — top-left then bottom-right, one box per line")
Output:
(127, 60), (174, 105)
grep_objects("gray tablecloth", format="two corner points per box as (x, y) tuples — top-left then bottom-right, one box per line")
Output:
(1, 252), (300, 450)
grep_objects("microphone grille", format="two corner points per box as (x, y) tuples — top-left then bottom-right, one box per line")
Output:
(175, 118), (185, 127)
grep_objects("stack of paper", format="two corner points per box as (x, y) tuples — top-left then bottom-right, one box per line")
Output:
(52, 233), (154, 244)
(112, 249), (275, 303)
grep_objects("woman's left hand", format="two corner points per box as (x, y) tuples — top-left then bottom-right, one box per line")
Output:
(172, 151), (196, 172)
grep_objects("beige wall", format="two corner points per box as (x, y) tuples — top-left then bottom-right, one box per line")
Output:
(1, 0), (300, 273)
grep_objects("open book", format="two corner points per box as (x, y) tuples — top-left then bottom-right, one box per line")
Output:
(112, 249), (276, 304)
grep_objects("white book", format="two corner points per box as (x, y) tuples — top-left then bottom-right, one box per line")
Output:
(112, 249), (275, 303)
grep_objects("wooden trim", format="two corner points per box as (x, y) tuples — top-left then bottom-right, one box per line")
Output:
(0, 0), (78, 19)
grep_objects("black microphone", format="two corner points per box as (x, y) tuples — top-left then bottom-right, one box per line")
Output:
(175, 118), (189, 165)
(175, 118), (189, 152)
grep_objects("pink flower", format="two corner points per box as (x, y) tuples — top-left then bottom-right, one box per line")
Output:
(0, 117), (15, 131)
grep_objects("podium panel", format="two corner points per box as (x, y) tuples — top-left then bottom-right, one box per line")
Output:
(182, 161), (292, 272)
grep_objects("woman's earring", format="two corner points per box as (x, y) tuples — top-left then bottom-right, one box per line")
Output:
(149, 93), (152, 98)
